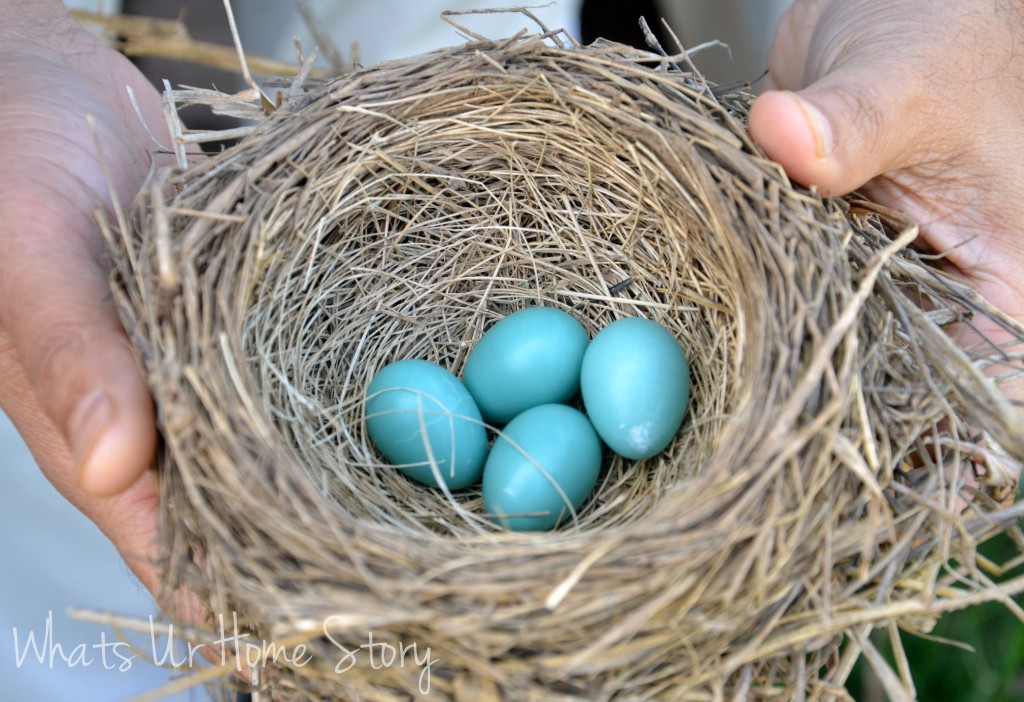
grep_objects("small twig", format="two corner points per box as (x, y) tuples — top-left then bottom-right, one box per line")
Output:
(126, 85), (171, 152)
(220, 0), (274, 111)
(72, 9), (306, 77)
(710, 78), (753, 99)
(608, 278), (634, 295)
(161, 79), (189, 169)
(442, 4), (558, 43)
(290, 0), (347, 74)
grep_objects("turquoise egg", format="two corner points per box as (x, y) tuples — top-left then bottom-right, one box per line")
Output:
(365, 359), (488, 489)
(482, 404), (603, 531)
(580, 317), (690, 460)
(462, 307), (589, 425)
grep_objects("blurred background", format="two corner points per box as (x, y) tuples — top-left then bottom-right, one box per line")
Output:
(3, 1), (1021, 700)
(0, 408), (203, 700)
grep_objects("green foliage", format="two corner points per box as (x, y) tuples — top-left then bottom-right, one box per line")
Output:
(849, 530), (1024, 702)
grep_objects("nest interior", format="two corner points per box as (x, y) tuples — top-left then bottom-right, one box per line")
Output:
(108, 24), (1024, 702)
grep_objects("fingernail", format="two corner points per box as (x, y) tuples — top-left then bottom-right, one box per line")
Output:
(70, 390), (114, 489)
(793, 93), (834, 158)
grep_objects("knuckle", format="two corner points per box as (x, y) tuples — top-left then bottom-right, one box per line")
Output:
(24, 321), (91, 413)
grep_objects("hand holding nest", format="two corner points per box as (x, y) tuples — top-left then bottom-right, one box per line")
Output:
(0, 0), (1021, 613)
(0, 0), (162, 589)
(750, 0), (1024, 343)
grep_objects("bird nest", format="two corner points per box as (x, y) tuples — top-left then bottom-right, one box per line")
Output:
(106, 19), (1024, 702)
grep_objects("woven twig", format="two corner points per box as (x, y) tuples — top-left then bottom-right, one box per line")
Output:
(104, 21), (1024, 702)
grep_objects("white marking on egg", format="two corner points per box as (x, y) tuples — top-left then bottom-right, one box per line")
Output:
(628, 423), (654, 452)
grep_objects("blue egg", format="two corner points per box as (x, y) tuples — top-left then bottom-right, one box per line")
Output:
(462, 307), (589, 425)
(365, 359), (488, 489)
(580, 317), (690, 460)
(482, 404), (603, 531)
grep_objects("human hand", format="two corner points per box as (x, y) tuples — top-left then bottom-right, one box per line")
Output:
(748, 0), (1024, 341)
(0, 1), (164, 589)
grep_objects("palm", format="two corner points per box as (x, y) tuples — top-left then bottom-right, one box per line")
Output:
(0, 18), (166, 590)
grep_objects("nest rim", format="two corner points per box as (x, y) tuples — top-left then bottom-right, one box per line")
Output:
(107, 25), (1024, 701)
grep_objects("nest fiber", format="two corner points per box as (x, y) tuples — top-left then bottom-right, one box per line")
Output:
(108, 25), (1024, 701)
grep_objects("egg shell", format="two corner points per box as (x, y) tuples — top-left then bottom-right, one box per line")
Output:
(482, 404), (603, 531)
(580, 317), (690, 460)
(365, 359), (488, 489)
(462, 307), (589, 425)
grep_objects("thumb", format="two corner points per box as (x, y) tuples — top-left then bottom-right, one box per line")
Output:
(0, 202), (156, 497)
(748, 70), (921, 196)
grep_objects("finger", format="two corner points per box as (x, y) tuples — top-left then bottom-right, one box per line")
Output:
(1, 332), (235, 674)
(0, 198), (156, 498)
(762, 0), (828, 92)
(748, 66), (933, 196)
(0, 328), (159, 587)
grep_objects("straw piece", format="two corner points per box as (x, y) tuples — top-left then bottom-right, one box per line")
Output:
(104, 21), (1024, 701)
